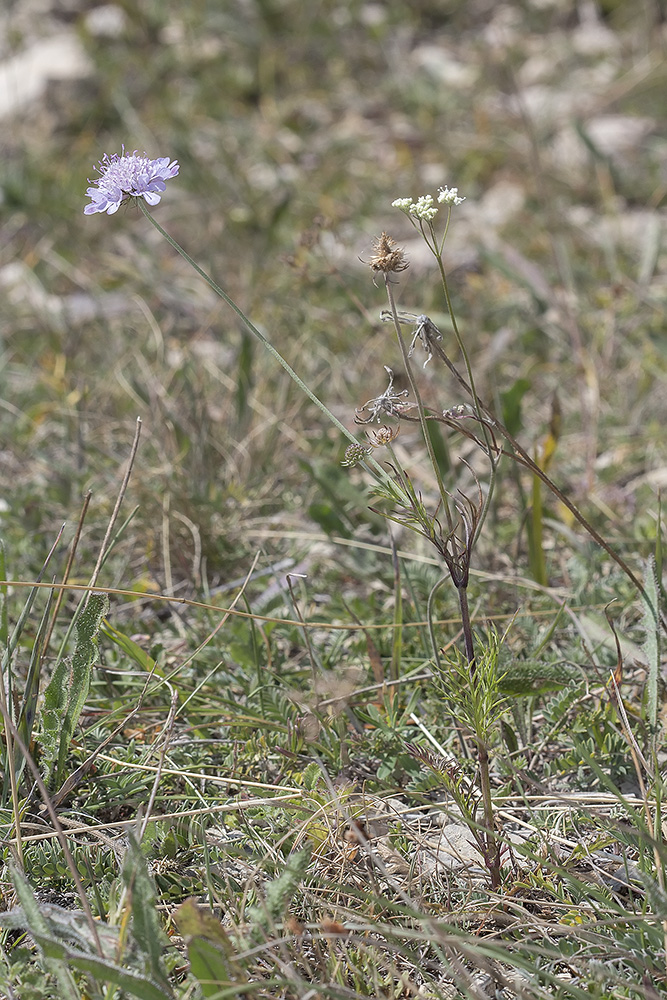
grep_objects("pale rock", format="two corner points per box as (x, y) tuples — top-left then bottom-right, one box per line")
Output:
(0, 32), (92, 118)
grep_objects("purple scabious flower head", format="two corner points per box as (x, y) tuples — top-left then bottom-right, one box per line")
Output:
(84, 146), (179, 215)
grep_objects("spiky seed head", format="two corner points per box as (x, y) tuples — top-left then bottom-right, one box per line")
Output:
(368, 232), (409, 274)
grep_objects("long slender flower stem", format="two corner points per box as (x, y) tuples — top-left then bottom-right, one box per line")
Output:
(424, 232), (645, 598)
(139, 202), (390, 482)
(431, 243), (498, 543)
(418, 212), (491, 454)
(383, 276), (453, 528)
(419, 213), (502, 887)
(410, 211), (498, 547)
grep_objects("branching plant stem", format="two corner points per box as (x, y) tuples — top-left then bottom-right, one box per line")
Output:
(428, 339), (645, 596)
(419, 213), (498, 545)
(383, 277), (453, 529)
(384, 226), (502, 886)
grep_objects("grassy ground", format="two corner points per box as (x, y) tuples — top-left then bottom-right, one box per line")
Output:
(1, 0), (667, 997)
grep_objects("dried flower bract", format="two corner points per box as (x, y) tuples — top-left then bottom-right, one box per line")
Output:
(355, 367), (416, 424)
(367, 424), (400, 448)
(368, 232), (409, 274)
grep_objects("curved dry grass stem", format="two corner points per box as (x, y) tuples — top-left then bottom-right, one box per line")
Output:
(12, 793), (303, 847)
(137, 682), (180, 842)
(88, 416), (142, 592)
(41, 491), (92, 657)
(0, 577), (617, 631)
(428, 338), (647, 600)
(0, 523), (66, 869)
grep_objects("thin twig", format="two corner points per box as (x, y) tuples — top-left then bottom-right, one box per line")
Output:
(42, 491), (92, 656)
(138, 683), (180, 841)
(0, 524), (66, 867)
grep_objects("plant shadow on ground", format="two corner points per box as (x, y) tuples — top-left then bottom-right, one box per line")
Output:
(1, 0), (667, 998)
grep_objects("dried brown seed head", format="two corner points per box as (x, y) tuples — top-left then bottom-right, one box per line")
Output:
(368, 232), (409, 273)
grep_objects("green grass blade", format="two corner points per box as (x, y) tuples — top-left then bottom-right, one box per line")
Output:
(0, 541), (8, 649)
(527, 470), (548, 586)
(16, 587), (54, 779)
(642, 555), (661, 732)
(102, 619), (163, 674)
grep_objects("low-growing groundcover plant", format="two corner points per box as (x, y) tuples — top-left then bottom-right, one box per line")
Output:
(0, 140), (665, 1000)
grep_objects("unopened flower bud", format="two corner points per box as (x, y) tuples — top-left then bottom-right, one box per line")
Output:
(341, 442), (371, 467)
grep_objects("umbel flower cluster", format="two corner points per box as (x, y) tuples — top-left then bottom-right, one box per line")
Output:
(84, 147), (180, 215)
(392, 186), (465, 221)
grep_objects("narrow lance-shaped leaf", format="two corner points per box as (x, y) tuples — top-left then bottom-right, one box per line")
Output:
(122, 830), (172, 991)
(41, 654), (71, 787)
(42, 592), (109, 787)
(8, 863), (80, 1000)
(174, 898), (245, 1000)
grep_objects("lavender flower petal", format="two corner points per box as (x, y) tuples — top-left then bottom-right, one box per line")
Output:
(84, 147), (179, 215)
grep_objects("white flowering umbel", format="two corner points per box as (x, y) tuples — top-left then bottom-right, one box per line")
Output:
(392, 194), (437, 221)
(392, 187), (465, 217)
(411, 194), (438, 221)
(438, 185), (465, 206)
(391, 185), (465, 258)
